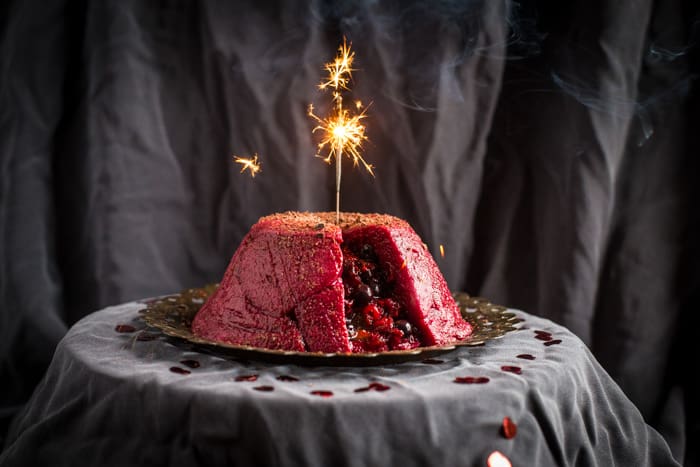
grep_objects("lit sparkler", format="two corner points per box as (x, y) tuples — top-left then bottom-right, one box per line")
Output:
(233, 154), (261, 178)
(309, 37), (372, 224)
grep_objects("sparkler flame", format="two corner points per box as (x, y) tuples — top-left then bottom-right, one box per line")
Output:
(309, 37), (372, 223)
(233, 154), (261, 178)
(308, 101), (372, 175)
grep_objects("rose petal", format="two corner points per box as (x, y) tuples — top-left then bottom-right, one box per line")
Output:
(454, 376), (490, 384)
(253, 385), (274, 392)
(355, 383), (391, 392)
(454, 376), (476, 384)
(369, 382), (390, 391)
(516, 354), (536, 360)
(235, 374), (259, 382)
(544, 339), (562, 346)
(501, 416), (517, 439)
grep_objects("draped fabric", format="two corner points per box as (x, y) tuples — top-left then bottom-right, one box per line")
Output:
(1, 0), (697, 463)
(0, 303), (681, 467)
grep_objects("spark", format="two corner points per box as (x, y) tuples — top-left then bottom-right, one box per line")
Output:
(318, 37), (355, 91)
(233, 154), (261, 178)
(439, 244), (445, 258)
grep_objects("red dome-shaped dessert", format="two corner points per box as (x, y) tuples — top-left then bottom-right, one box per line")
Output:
(192, 212), (471, 353)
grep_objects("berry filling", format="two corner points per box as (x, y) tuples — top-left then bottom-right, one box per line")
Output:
(341, 242), (422, 352)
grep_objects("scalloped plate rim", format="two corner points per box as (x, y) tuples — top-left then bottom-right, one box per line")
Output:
(139, 286), (519, 364)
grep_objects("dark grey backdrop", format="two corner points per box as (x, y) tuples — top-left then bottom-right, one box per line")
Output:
(1, 0), (698, 464)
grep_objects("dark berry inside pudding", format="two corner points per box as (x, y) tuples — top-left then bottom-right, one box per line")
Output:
(342, 242), (421, 352)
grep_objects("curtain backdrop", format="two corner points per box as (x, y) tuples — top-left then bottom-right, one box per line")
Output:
(1, 0), (698, 464)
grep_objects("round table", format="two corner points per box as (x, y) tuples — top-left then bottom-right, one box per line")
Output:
(0, 298), (679, 467)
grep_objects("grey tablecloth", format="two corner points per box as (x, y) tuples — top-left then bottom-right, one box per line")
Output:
(0, 300), (679, 467)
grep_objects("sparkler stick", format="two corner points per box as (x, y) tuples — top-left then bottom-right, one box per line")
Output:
(336, 146), (342, 224)
(309, 37), (372, 224)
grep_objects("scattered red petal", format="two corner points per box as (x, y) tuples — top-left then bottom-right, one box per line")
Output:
(534, 334), (553, 341)
(454, 376), (476, 384)
(487, 450), (512, 467)
(311, 390), (333, 397)
(544, 339), (562, 346)
(235, 374), (259, 382)
(516, 354), (536, 360)
(169, 367), (190, 375)
(355, 382), (391, 392)
(501, 416), (517, 439)
(501, 366), (522, 374)
(115, 324), (136, 333)
(253, 385), (274, 392)
(454, 376), (490, 384)
(369, 382), (390, 391)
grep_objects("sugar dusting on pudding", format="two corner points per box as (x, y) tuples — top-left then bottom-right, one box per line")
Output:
(191, 211), (471, 353)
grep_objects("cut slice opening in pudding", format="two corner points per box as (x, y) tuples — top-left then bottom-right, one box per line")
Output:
(341, 242), (422, 352)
